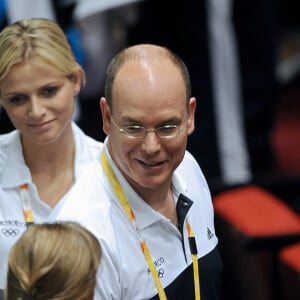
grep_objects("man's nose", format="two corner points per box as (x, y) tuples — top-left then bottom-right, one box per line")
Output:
(141, 130), (161, 153)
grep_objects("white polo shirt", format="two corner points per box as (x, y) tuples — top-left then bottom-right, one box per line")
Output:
(0, 122), (103, 289)
(56, 139), (222, 300)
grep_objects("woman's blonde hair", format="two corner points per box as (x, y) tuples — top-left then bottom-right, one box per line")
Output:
(0, 18), (85, 84)
(5, 222), (101, 300)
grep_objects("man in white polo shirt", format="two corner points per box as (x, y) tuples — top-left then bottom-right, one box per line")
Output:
(56, 44), (222, 300)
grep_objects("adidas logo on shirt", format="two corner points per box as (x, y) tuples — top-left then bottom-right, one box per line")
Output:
(207, 227), (214, 240)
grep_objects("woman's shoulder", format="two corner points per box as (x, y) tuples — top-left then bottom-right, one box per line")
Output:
(72, 122), (104, 166)
(72, 122), (103, 147)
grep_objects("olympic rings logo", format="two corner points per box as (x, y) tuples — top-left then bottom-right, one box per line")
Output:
(1, 228), (20, 237)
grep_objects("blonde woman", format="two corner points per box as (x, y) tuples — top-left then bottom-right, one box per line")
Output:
(5, 222), (101, 300)
(0, 18), (103, 293)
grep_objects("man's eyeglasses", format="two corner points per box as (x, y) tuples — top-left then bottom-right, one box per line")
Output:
(110, 117), (185, 139)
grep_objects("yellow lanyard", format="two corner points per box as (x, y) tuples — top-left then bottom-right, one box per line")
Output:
(100, 150), (201, 300)
(19, 183), (34, 227)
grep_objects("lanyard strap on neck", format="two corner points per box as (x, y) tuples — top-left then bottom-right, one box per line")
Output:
(100, 150), (201, 299)
(19, 184), (34, 227)
(187, 223), (201, 300)
(100, 150), (167, 299)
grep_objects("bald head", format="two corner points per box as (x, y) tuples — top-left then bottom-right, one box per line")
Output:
(104, 44), (191, 111)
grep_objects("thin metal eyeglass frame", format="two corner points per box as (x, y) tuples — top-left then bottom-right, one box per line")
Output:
(110, 116), (185, 139)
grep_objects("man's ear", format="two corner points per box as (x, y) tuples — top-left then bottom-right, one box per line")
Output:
(100, 97), (112, 135)
(187, 97), (196, 135)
